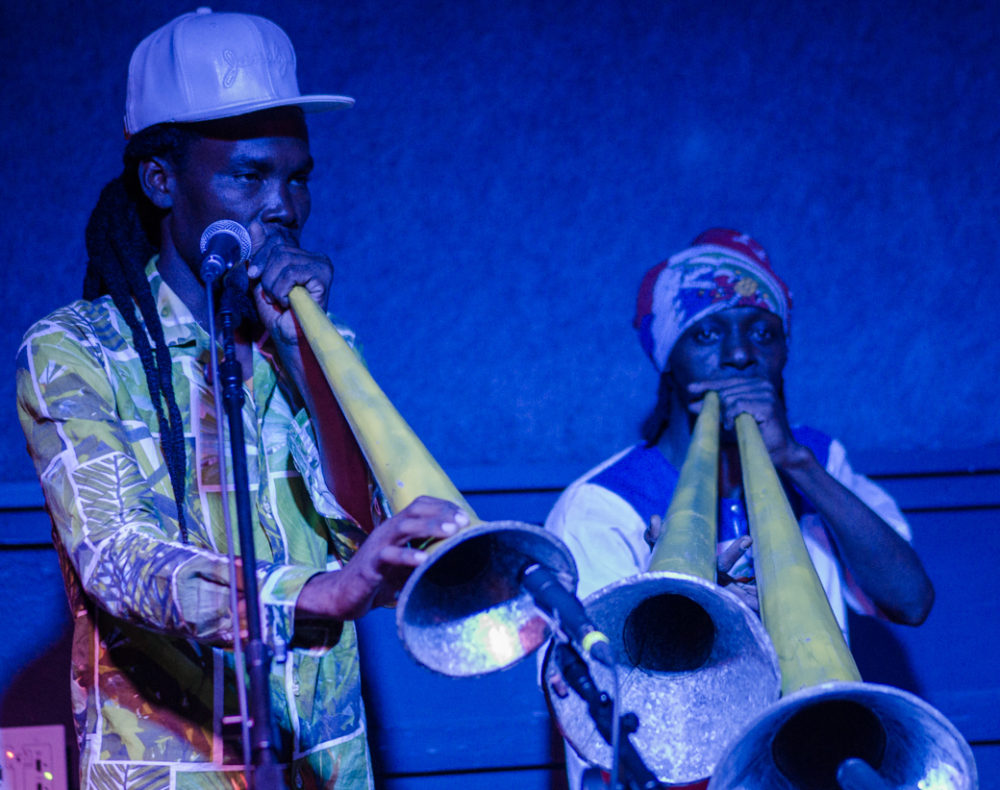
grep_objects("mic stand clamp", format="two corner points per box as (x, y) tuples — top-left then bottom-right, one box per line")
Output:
(553, 642), (661, 790)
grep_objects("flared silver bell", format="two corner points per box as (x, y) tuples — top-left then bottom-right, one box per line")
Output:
(545, 571), (780, 785)
(708, 681), (978, 790)
(396, 520), (578, 677)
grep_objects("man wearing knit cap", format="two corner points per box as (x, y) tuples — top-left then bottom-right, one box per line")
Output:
(17, 10), (466, 789)
(544, 228), (934, 789)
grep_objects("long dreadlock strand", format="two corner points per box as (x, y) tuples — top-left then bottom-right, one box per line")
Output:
(641, 370), (675, 447)
(83, 124), (198, 542)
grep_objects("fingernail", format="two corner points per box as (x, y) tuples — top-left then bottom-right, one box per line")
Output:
(441, 521), (458, 535)
(455, 511), (470, 526)
(414, 550), (428, 563)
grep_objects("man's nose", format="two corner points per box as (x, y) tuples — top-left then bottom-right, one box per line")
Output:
(721, 332), (754, 369)
(261, 182), (297, 226)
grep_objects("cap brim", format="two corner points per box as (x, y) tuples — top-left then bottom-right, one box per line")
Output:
(162, 94), (355, 125)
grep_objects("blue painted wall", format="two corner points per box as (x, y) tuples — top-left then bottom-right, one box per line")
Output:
(3, 0), (999, 480)
(3, 0), (998, 787)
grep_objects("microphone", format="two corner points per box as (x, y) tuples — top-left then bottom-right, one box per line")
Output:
(554, 640), (603, 705)
(199, 220), (252, 282)
(520, 563), (614, 666)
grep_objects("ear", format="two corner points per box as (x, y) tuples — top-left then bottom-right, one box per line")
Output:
(138, 156), (176, 210)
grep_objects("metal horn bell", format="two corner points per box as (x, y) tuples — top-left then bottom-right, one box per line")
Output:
(708, 681), (977, 790)
(397, 519), (577, 677)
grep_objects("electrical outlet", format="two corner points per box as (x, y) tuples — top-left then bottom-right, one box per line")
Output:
(0, 725), (68, 790)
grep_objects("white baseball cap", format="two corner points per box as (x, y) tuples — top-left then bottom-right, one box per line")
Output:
(124, 8), (354, 137)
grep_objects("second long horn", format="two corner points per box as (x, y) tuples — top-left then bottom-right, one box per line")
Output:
(544, 391), (781, 785)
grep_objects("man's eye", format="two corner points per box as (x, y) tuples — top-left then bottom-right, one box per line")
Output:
(235, 172), (262, 183)
(693, 329), (718, 343)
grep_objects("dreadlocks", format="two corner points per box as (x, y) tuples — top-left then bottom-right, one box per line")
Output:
(641, 370), (675, 447)
(83, 124), (199, 542)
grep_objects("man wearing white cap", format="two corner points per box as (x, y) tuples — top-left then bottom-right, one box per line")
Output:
(17, 10), (465, 788)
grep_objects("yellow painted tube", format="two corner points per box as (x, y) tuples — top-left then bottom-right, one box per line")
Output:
(735, 412), (860, 694)
(648, 391), (720, 582)
(289, 287), (480, 535)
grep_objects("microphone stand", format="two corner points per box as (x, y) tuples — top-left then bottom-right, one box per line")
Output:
(204, 272), (284, 789)
(554, 642), (661, 790)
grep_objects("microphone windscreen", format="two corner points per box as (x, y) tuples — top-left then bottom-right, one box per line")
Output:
(199, 220), (252, 263)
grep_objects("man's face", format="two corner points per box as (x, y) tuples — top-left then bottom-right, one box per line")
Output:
(667, 306), (787, 406)
(163, 109), (314, 276)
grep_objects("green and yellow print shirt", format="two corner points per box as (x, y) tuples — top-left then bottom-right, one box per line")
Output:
(16, 260), (375, 789)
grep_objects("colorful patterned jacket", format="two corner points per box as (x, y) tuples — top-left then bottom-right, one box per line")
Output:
(17, 259), (377, 789)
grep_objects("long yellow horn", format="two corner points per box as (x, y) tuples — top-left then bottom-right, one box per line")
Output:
(706, 414), (976, 789)
(289, 288), (474, 517)
(648, 388), (721, 580)
(289, 287), (577, 676)
(545, 392), (780, 785)
(735, 411), (859, 692)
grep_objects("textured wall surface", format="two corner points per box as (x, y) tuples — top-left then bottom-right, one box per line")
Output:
(3, 0), (999, 484)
